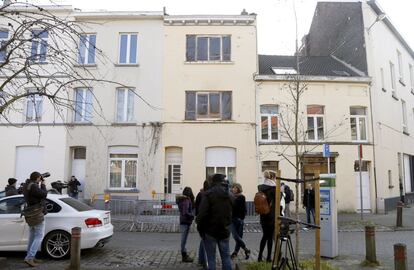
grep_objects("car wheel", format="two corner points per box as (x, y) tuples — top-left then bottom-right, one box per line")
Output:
(42, 230), (71, 259)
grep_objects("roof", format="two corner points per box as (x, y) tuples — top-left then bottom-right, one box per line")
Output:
(258, 55), (364, 77)
(367, 0), (414, 59)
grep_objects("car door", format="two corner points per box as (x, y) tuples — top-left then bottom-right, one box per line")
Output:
(0, 197), (27, 250)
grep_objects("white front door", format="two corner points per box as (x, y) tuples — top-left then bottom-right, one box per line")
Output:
(167, 164), (182, 194)
(355, 171), (371, 212)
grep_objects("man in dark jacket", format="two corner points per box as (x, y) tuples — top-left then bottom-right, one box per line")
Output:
(303, 183), (315, 224)
(196, 174), (233, 270)
(68, 176), (81, 199)
(5, 178), (18, 196)
(23, 172), (48, 267)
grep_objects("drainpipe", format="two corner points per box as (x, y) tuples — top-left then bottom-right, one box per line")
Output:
(368, 82), (379, 213)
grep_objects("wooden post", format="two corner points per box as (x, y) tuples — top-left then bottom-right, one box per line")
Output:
(394, 243), (408, 270)
(273, 170), (282, 267)
(68, 227), (81, 270)
(314, 170), (321, 270)
(365, 225), (377, 263)
(396, 201), (403, 227)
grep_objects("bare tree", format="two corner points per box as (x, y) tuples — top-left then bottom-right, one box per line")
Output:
(0, 1), (152, 124)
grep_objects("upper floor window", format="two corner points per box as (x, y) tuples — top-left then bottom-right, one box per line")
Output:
(186, 35), (231, 62)
(74, 88), (93, 122)
(350, 107), (367, 142)
(390, 61), (396, 91)
(307, 105), (324, 141)
(397, 50), (404, 82)
(260, 105), (279, 141)
(26, 89), (43, 122)
(119, 33), (138, 64)
(185, 91), (232, 120)
(0, 30), (8, 62)
(116, 88), (134, 122)
(409, 64), (414, 91)
(402, 99), (408, 134)
(380, 67), (386, 91)
(78, 34), (96, 65)
(30, 30), (48, 63)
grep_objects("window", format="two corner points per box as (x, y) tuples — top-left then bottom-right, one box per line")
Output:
(261, 161), (278, 173)
(380, 67), (386, 91)
(60, 198), (93, 212)
(388, 170), (393, 188)
(186, 35), (231, 62)
(118, 33), (138, 64)
(74, 88), (93, 122)
(402, 99), (408, 134)
(307, 105), (324, 141)
(78, 34), (96, 65)
(116, 88), (134, 122)
(350, 107), (367, 141)
(25, 89), (43, 122)
(30, 30), (48, 62)
(0, 29), (8, 62)
(205, 147), (236, 184)
(0, 197), (25, 214)
(185, 91), (232, 120)
(260, 105), (279, 141)
(390, 61), (396, 92)
(409, 64), (414, 91)
(109, 147), (138, 189)
(45, 199), (62, 213)
(397, 50), (404, 82)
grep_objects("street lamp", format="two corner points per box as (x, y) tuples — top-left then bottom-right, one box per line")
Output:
(367, 13), (387, 33)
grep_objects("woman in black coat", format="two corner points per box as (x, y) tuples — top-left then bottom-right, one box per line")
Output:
(230, 183), (250, 260)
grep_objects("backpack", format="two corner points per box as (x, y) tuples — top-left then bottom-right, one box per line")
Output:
(254, 191), (270, 215)
(284, 185), (294, 202)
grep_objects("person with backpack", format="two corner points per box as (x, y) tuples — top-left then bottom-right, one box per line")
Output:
(256, 170), (285, 262)
(196, 174), (233, 270)
(230, 183), (250, 260)
(176, 186), (195, 263)
(23, 172), (48, 267)
(281, 183), (294, 217)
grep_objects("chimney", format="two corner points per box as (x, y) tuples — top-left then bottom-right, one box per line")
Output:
(241, 9), (248, 15)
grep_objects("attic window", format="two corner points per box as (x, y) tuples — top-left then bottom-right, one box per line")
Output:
(272, 67), (297, 75)
(332, 70), (350, 76)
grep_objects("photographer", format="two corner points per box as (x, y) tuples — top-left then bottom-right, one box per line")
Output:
(68, 176), (81, 199)
(23, 172), (48, 267)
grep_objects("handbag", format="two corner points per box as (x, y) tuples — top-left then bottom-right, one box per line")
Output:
(22, 203), (44, 226)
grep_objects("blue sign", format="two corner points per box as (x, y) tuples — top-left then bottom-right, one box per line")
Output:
(323, 144), (330, 157)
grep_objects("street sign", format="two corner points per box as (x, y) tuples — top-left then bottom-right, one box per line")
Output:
(323, 144), (330, 157)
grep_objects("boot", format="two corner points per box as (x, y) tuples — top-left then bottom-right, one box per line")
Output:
(243, 248), (251, 260)
(182, 252), (194, 263)
(24, 259), (38, 267)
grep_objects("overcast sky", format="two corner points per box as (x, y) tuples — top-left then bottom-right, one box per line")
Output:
(30, 0), (414, 55)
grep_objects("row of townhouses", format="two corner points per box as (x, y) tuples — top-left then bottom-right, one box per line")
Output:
(0, 1), (413, 213)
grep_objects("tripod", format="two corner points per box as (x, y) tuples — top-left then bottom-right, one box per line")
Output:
(272, 226), (298, 270)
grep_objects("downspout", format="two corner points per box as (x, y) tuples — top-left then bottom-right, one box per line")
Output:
(368, 81), (379, 213)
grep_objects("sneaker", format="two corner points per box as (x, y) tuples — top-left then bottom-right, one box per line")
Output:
(244, 248), (251, 260)
(24, 259), (38, 267)
(231, 252), (238, 260)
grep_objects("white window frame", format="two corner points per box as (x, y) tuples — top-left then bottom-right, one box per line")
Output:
(74, 88), (93, 123)
(206, 166), (236, 183)
(192, 35), (231, 62)
(30, 30), (48, 63)
(390, 61), (396, 92)
(260, 105), (279, 141)
(118, 33), (138, 65)
(196, 92), (222, 119)
(78, 33), (96, 65)
(307, 105), (325, 142)
(402, 99), (408, 134)
(409, 64), (414, 91)
(350, 107), (368, 142)
(0, 29), (8, 62)
(397, 50), (404, 83)
(25, 89), (43, 122)
(108, 154), (138, 189)
(116, 88), (135, 123)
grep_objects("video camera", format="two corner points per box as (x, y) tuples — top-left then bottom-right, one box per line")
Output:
(41, 172), (51, 179)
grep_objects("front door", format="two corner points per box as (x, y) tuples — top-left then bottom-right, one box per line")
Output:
(167, 164), (182, 194)
(355, 161), (371, 212)
(71, 148), (86, 199)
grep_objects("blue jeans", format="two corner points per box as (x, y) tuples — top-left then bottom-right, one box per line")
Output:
(203, 234), (232, 270)
(180, 224), (191, 253)
(231, 218), (246, 253)
(25, 221), (45, 260)
(198, 238), (208, 268)
(306, 207), (315, 224)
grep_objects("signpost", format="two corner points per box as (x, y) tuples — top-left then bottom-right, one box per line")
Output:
(323, 144), (330, 174)
(358, 144), (364, 220)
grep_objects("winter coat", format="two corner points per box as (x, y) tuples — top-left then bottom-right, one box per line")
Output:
(176, 195), (194, 225)
(196, 183), (233, 240)
(232, 194), (246, 220)
(23, 181), (48, 215)
(5, 185), (18, 197)
(195, 189), (206, 217)
(258, 184), (276, 226)
(303, 189), (315, 209)
(68, 179), (81, 193)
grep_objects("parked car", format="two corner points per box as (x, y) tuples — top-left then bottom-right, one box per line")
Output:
(0, 190), (5, 198)
(0, 194), (113, 259)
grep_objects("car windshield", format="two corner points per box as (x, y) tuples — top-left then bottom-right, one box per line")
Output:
(60, 198), (93, 212)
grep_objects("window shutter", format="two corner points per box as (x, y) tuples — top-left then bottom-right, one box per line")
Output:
(186, 35), (196, 61)
(185, 91), (196, 120)
(221, 92), (232, 120)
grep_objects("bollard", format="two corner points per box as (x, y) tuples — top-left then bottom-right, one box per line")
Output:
(394, 243), (407, 270)
(68, 227), (81, 270)
(365, 226), (377, 263)
(396, 201), (403, 227)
